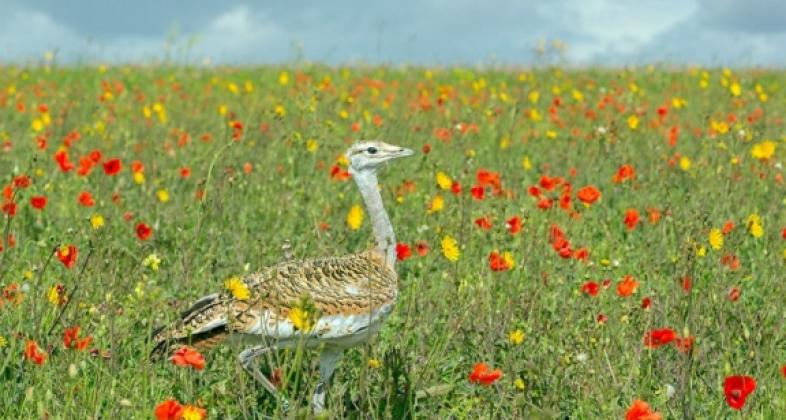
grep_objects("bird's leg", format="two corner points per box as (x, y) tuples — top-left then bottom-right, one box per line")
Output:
(239, 344), (289, 409)
(281, 239), (293, 261)
(312, 347), (343, 413)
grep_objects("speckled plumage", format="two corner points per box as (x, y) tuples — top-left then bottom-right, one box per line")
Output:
(150, 249), (397, 355)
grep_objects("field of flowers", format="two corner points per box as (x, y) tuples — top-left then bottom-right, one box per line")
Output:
(0, 64), (785, 419)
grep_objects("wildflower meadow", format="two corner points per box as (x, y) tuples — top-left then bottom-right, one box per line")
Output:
(1, 64), (786, 418)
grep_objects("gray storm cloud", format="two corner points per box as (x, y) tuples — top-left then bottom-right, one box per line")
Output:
(0, 0), (784, 66)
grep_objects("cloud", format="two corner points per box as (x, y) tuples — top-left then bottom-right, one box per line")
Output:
(0, 0), (785, 66)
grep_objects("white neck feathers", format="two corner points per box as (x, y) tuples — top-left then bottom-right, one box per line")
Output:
(351, 169), (396, 270)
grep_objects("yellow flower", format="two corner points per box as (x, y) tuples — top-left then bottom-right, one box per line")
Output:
(90, 214), (105, 230)
(133, 172), (145, 185)
(143, 254), (161, 272)
(502, 252), (515, 269)
(347, 205), (364, 230)
(508, 329), (525, 345)
(428, 195), (444, 213)
(274, 104), (286, 118)
(750, 222), (764, 238)
(528, 90), (540, 103)
(224, 276), (250, 301)
(696, 246), (707, 257)
(289, 307), (314, 332)
(709, 228), (723, 250)
(679, 156), (691, 171)
(156, 189), (170, 203)
(48, 285), (63, 305)
(730, 81), (741, 97)
(31, 118), (44, 132)
(180, 405), (206, 420)
(0, 336), (6, 348)
(514, 377), (525, 391)
(521, 156), (532, 171)
(278, 71), (290, 86)
(435, 171), (453, 190)
(441, 235), (460, 262)
(306, 139), (319, 152)
(627, 115), (639, 130)
(751, 140), (776, 160)
(367, 358), (382, 369)
(747, 214), (764, 238)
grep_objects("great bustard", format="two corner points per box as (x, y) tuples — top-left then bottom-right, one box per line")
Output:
(151, 141), (413, 412)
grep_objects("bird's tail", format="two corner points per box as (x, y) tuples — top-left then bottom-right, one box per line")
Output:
(149, 293), (230, 360)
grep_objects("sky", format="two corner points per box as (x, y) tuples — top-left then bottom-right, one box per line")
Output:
(0, 0), (785, 67)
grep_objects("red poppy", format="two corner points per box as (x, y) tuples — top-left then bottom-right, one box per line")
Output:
(616, 275), (639, 297)
(539, 175), (559, 191)
(527, 185), (541, 198)
(396, 243), (412, 261)
(723, 375), (756, 410)
(580, 281), (600, 297)
(24, 340), (47, 365)
(103, 158), (122, 175)
(596, 313), (608, 324)
(89, 149), (102, 163)
(171, 346), (205, 370)
(613, 164), (635, 183)
(180, 167), (192, 178)
(131, 160), (144, 173)
(1, 201), (16, 217)
(506, 216), (522, 234)
(54, 150), (74, 172)
(641, 296), (652, 310)
(781, 365), (786, 378)
(470, 185), (485, 200)
(468, 362), (502, 386)
(647, 208), (661, 224)
(643, 328), (677, 348)
(674, 336), (694, 353)
(488, 251), (512, 272)
(13, 175), (31, 188)
(625, 399), (662, 420)
(154, 399), (184, 420)
(681, 276), (692, 293)
(56, 245), (78, 269)
(415, 241), (429, 256)
(537, 198), (555, 211)
(330, 165), (350, 181)
(723, 220), (735, 235)
(30, 196), (47, 210)
(136, 223), (153, 241)
(63, 326), (92, 351)
(78, 191), (95, 207)
(728, 287), (740, 302)
(448, 181), (461, 195)
(474, 217), (492, 230)
(576, 185), (601, 204)
(573, 247), (589, 261)
(624, 209), (640, 230)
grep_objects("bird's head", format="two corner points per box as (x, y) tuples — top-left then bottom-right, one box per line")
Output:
(346, 140), (414, 175)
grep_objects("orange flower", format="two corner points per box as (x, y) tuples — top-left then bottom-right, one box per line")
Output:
(616, 275), (639, 297)
(624, 208), (640, 230)
(24, 340), (47, 365)
(181, 405), (207, 420)
(154, 399), (184, 420)
(613, 164), (635, 183)
(63, 326), (93, 351)
(468, 362), (502, 386)
(56, 244), (78, 269)
(171, 346), (205, 370)
(625, 399), (662, 420)
(576, 185), (601, 204)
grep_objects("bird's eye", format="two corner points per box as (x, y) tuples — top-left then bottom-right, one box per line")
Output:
(366, 146), (378, 154)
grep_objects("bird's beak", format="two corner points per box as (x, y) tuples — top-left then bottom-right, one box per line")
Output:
(395, 147), (414, 158)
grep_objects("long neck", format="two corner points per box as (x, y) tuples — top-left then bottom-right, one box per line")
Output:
(352, 169), (396, 270)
